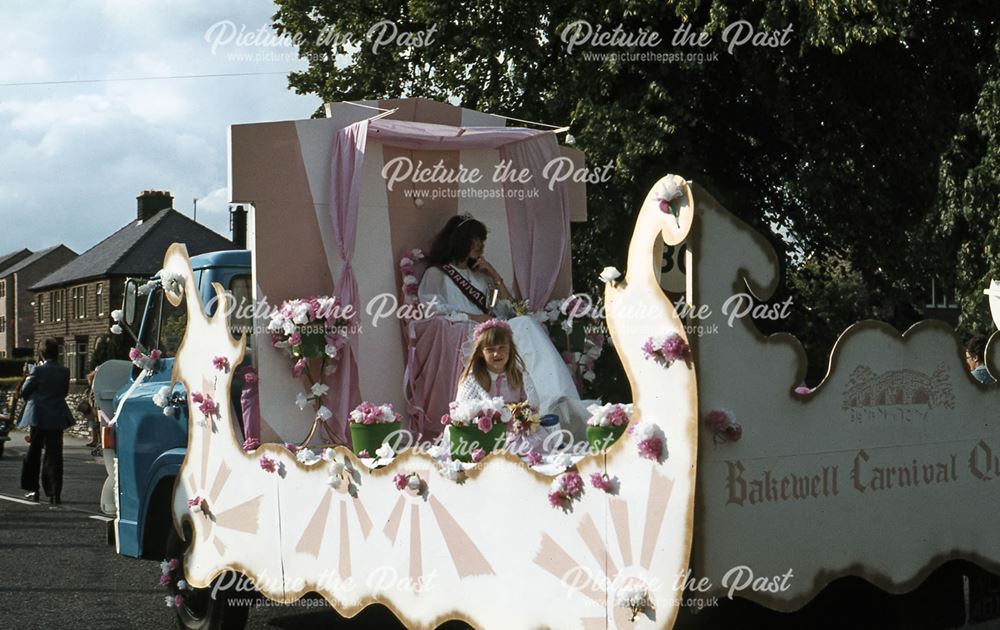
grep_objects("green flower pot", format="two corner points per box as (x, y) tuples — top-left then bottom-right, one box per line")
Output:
(449, 423), (507, 462)
(586, 424), (627, 453)
(350, 421), (402, 455)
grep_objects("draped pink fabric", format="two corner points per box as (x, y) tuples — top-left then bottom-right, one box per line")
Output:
(403, 316), (469, 441)
(240, 372), (260, 446)
(326, 121), (368, 445)
(330, 117), (570, 437)
(499, 135), (570, 306)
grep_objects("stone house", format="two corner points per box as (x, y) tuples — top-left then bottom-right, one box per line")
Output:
(0, 245), (78, 358)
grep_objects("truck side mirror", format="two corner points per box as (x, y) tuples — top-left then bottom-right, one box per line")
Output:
(123, 280), (138, 327)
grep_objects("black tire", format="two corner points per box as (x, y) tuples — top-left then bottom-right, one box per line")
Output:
(164, 521), (252, 630)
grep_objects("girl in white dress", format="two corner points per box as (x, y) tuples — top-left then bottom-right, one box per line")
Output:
(418, 215), (589, 440)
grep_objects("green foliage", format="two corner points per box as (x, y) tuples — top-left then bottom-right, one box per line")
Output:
(272, 0), (1000, 394)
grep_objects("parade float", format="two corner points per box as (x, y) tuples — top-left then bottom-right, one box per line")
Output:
(105, 99), (999, 629)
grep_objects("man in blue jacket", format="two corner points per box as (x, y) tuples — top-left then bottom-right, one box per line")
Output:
(19, 338), (75, 505)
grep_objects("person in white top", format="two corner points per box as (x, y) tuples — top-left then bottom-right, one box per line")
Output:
(418, 214), (589, 440)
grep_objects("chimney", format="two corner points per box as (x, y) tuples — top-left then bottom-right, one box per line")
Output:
(230, 204), (248, 249)
(137, 190), (173, 221)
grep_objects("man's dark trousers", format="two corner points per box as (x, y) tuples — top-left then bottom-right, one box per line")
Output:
(20, 427), (64, 497)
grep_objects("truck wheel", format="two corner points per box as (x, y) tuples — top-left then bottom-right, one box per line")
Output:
(165, 522), (252, 630)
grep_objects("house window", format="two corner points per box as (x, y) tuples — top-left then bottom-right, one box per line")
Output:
(0, 280), (5, 298)
(73, 285), (87, 319)
(53, 290), (64, 322)
(37, 294), (44, 323)
(96, 283), (104, 316)
(0, 316), (5, 333)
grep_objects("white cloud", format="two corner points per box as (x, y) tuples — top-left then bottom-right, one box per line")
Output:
(0, 0), (319, 256)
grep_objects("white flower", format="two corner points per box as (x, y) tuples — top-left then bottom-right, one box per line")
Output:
(321, 448), (337, 462)
(296, 448), (321, 465)
(177, 580), (188, 591)
(310, 383), (329, 397)
(635, 422), (657, 440)
(323, 364), (337, 375)
(552, 452), (573, 469)
(426, 443), (445, 459)
(110, 309), (124, 322)
(152, 386), (171, 408)
(282, 320), (296, 336)
(324, 344), (339, 358)
(316, 406), (332, 422)
(110, 324), (123, 335)
(399, 257), (413, 266)
(375, 443), (394, 461)
(656, 177), (683, 202)
(583, 370), (596, 382)
(403, 275), (418, 285)
(295, 392), (309, 411)
(560, 319), (573, 334)
(164, 595), (175, 607)
(549, 477), (563, 492)
(190, 502), (202, 513)
(411, 248), (423, 257)
(615, 587), (649, 610)
(599, 266), (622, 283)
(160, 560), (170, 575)
(406, 475), (421, 491)
(291, 302), (310, 325)
(163, 406), (174, 416)
(329, 461), (345, 477)
(139, 281), (157, 296)
(327, 474), (342, 489)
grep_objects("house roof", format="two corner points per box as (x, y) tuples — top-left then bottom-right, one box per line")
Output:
(0, 249), (32, 274)
(2, 245), (77, 277)
(32, 209), (234, 290)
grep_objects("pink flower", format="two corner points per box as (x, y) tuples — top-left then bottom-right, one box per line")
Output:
(661, 334), (688, 362)
(159, 574), (171, 586)
(704, 410), (732, 432)
(794, 385), (812, 395)
(167, 558), (180, 571)
(476, 414), (493, 433)
(186, 496), (201, 508)
(190, 392), (204, 404)
(526, 451), (542, 465)
(149, 348), (162, 362)
(393, 473), (409, 491)
(288, 332), (302, 347)
(198, 398), (218, 417)
(129, 347), (142, 361)
(283, 442), (298, 454)
(242, 369), (258, 385)
(259, 456), (276, 473)
(547, 490), (567, 509)
(607, 405), (629, 427)
(173, 595), (184, 608)
(292, 357), (307, 378)
(242, 437), (260, 451)
(212, 356), (230, 372)
(638, 438), (663, 461)
(440, 414), (452, 426)
(400, 262), (414, 274)
(641, 338), (658, 360)
(590, 472), (614, 492)
(560, 471), (584, 498)
(721, 423), (743, 442)
(471, 448), (485, 463)
(358, 450), (370, 458)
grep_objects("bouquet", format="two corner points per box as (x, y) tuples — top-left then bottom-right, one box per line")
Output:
(349, 402), (400, 425)
(507, 401), (541, 435)
(441, 397), (511, 432)
(586, 403), (632, 427)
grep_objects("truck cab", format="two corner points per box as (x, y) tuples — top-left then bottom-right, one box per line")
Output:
(110, 249), (251, 559)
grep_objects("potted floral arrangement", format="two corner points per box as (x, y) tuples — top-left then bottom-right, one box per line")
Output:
(348, 402), (402, 455)
(441, 397), (510, 462)
(585, 403), (633, 452)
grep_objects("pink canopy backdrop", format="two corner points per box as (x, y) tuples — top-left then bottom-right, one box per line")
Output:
(328, 118), (571, 439)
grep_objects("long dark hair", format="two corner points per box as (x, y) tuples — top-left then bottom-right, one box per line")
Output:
(426, 214), (488, 265)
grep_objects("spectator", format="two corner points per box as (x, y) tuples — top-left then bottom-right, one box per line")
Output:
(965, 334), (996, 385)
(19, 338), (75, 505)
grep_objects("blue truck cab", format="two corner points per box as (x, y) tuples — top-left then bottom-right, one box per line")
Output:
(111, 250), (251, 559)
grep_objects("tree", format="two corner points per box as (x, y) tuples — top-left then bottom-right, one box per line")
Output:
(271, 0), (1000, 392)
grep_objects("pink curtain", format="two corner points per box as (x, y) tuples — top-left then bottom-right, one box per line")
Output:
(326, 121), (368, 445)
(499, 134), (569, 306)
(329, 118), (570, 436)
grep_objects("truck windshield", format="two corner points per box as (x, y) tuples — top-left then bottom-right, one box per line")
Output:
(139, 287), (186, 358)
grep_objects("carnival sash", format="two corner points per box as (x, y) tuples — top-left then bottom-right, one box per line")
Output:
(440, 264), (493, 315)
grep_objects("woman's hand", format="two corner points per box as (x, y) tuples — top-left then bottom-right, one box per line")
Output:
(471, 257), (501, 282)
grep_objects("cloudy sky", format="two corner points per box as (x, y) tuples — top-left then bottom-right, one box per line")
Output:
(0, 1), (319, 257)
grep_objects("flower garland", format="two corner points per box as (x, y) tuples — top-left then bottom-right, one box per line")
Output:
(641, 333), (688, 367)
(129, 346), (161, 371)
(399, 249), (425, 307)
(158, 558), (188, 608)
(267, 295), (351, 445)
(704, 409), (742, 443)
